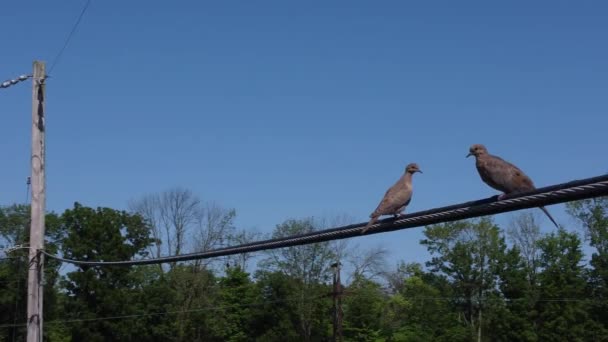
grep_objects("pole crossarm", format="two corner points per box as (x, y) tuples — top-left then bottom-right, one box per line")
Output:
(42, 173), (608, 267)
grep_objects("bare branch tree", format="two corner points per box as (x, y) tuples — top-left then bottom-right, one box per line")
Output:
(315, 213), (357, 264)
(312, 214), (390, 284)
(129, 187), (226, 271)
(159, 187), (201, 257)
(507, 211), (542, 284)
(128, 194), (163, 261)
(224, 228), (262, 271)
(193, 202), (235, 252)
(347, 245), (389, 282)
(191, 201), (238, 270)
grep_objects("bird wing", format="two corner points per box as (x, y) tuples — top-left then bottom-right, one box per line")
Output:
(371, 178), (412, 216)
(478, 154), (535, 194)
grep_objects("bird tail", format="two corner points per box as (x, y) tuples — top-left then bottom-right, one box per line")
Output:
(538, 206), (559, 229)
(361, 215), (378, 234)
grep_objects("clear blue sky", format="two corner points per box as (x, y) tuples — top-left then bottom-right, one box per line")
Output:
(1, 1), (607, 267)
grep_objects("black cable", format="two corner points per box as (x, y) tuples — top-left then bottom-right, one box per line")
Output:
(48, 0), (93, 74)
(42, 173), (608, 267)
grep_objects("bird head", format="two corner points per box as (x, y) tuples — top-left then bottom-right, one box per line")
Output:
(405, 163), (422, 174)
(467, 144), (488, 158)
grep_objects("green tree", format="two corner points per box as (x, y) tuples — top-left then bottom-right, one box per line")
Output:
(490, 213), (545, 341)
(60, 202), (155, 341)
(567, 197), (608, 257)
(127, 265), (180, 341)
(491, 245), (539, 342)
(0, 204), (31, 341)
(209, 266), (257, 342)
(421, 217), (507, 341)
(259, 218), (334, 341)
(567, 197), (608, 339)
(0, 204), (64, 341)
(250, 270), (302, 342)
(382, 262), (468, 342)
(536, 228), (592, 341)
(342, 275), (386, 341)
(166, 264), (217, 341)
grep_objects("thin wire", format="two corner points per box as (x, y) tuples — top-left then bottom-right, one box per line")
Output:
(0, 256), (23, 260)
(2, 246), (34, 254)
(48, 0), (93, 74)
(0, 293), (327, 329)
(0, 293), (604, 329)
(41, 173), (608, 267)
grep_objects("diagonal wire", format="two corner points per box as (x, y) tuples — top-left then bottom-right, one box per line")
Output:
(48, 0), (93, 74)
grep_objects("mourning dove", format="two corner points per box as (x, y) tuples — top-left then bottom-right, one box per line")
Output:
(467, 144), (559, 228)
(361, 163), (422, 234)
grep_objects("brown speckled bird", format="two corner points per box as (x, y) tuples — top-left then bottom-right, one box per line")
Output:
(361, 163), (422, 234)
(467, 144), (559, 228)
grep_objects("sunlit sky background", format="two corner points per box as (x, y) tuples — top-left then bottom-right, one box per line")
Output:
(1, 1), (606, 273)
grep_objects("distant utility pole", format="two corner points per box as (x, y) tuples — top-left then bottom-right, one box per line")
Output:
(331, 261), (343, 342)
(26, 60), (46, 342)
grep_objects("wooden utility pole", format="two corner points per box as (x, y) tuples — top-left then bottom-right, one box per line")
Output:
(331, 261), (343, 342)
(26, 60), (46, 342)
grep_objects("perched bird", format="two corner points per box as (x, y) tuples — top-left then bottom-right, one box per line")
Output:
(361, 163), (422, 234)
(466, 143), (559, 228)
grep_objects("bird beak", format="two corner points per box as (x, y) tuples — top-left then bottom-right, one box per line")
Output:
(417, 170), (423, 174)
(466, 152), (473, 158)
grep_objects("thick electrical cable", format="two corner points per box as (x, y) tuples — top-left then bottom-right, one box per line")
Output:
(42, 173), (608, 267)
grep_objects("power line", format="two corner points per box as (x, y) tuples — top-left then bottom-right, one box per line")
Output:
(0, 293), (604, 330)
(42, 173), (608, 267)
(2, 246), (33, 254)
(0, 293), (327, 329)
(48, 0), (93, 74)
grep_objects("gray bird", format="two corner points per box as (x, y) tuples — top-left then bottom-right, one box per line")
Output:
(361, 163), (422, 234)
(466, 143), (559, 228)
